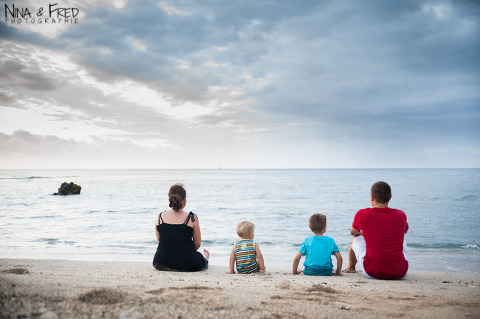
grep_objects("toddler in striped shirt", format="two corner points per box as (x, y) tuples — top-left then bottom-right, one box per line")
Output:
(228, 221), (266, 274)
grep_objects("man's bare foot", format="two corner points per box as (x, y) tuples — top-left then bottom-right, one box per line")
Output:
(343, 267), (356, 273)
(202, 249), (210, 261)
(346, 245), (358, 272)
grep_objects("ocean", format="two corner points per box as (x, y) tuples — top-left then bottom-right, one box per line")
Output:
(1, 169), (479, 273)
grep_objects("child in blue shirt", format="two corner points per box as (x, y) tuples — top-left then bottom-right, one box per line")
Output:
(292, 214), (343, 276)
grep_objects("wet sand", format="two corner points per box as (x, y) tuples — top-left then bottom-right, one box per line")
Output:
(1, 259), (479, 318)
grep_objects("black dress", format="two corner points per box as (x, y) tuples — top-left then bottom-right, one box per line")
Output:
(153, 211), (208, 271)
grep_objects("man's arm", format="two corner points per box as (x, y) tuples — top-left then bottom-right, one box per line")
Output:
(350, 227), (362, 237)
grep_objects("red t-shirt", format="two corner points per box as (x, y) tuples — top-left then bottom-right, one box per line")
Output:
(352, 207), (409, 279)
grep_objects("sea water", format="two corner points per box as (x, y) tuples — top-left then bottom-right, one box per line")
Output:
(0, 169), (479, 273)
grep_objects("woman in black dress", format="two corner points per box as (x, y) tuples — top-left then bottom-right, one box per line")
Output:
(153, 183), (209, 271)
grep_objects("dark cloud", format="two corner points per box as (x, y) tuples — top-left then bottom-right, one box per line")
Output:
(0, 20), (42, 44)
(52, 1), (331, 104)
(0, 49), (57, 93)
(0, 92), (14, 104)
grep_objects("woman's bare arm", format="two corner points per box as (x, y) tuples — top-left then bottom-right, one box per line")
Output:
(155, 217), (160, 244)
(192, 215), (202, 250)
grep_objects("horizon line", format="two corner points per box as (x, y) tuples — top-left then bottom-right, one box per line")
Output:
(0, 167), (478, 170)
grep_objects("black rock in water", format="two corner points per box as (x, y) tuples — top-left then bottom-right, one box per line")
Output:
(54, 182), (82, 195)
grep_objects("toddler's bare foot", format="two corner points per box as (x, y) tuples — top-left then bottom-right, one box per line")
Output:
(203, 249), (210, 261)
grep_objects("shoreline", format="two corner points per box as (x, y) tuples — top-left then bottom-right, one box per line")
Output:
(1, 259), (479, 319)
(2, 247), (479, 275)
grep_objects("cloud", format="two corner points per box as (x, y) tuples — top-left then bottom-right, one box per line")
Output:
(157, 1), (186, 16)
(0, 50), (56, 94)
(0, 0), (479, 168)
(0, 39), (211, 133)
(0, 130), (175, 169)
(125, 36), (147, 51)
(0, 60), (56, 91)
(0, 129), (258, 169)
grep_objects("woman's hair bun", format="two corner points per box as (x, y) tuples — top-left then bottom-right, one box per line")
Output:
(168, 183), (186, 211)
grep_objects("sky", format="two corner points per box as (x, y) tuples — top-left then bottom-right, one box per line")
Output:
(0, 0), (479, 169)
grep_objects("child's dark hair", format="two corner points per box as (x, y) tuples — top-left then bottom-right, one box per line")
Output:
(168, 183), (186, 211)
(309, 214), (326, 233)
(371, 181), (392, 204)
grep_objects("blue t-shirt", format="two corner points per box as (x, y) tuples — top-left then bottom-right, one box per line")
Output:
(299, 235), (339, 271)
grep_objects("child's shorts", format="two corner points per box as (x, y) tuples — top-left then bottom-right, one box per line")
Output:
(303, 266), (333, 276)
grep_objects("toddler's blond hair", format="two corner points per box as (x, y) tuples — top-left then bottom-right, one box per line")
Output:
(236, 221), (255, 238)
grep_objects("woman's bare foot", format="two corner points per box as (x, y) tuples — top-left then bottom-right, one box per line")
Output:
(202, 249), (210, 261)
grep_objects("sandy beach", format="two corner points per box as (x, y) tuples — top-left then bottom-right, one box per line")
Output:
(1, 259), (479, 319)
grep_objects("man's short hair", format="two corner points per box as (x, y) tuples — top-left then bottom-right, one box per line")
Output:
(309, 214), (326, 233)
(371, 181), (392, 204)
(236, 221), (255, 238)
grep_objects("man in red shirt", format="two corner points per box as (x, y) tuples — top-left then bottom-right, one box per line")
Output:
(344, 181), (409, 279)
